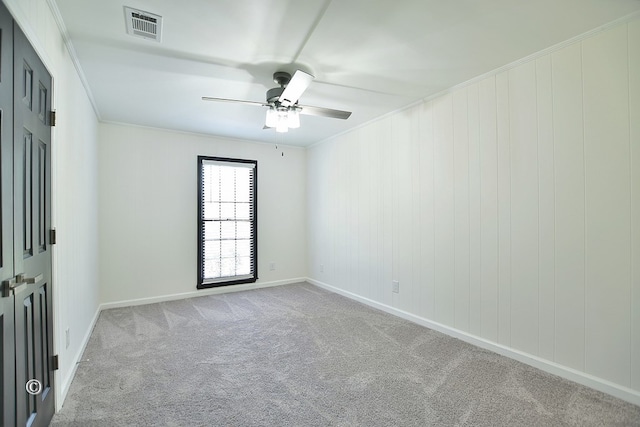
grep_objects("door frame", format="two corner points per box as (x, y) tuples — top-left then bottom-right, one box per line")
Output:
(0, 3), (16, 425)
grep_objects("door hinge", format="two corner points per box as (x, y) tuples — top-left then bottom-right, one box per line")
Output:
(49, 229), (56, 245)
(49, 110), (56, 127)
(52, 355), (59, 371)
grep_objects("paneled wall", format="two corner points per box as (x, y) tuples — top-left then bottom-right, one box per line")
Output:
(308, 18), (640, 397)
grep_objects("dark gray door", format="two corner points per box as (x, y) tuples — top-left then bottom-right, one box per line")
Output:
(0, 6), (55, 426)
(13, 22), (55, 427)
(1, 4), (16, 426)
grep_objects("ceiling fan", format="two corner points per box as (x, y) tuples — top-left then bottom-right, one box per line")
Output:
(202, 70), (352, 133)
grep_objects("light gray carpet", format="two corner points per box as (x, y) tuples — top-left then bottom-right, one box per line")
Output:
(51, 282), (640, 426)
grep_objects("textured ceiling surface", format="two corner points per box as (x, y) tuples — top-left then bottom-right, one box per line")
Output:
(53, 0), (640, 146)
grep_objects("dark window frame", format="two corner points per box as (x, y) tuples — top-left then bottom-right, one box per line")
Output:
(197, 156), (258, 289)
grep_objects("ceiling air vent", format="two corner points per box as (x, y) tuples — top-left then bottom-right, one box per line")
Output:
(124, 7), (162, 42)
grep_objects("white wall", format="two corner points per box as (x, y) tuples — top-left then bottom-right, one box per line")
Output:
(98, 123), (307, 305)
(3, 0), (100, 409)
(308, 17), (640, 403)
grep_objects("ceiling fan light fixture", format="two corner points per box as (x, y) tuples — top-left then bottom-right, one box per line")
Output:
(268, 106), (294, 132)
(265, 107), (278, 128)
(287, 109), (300, 129)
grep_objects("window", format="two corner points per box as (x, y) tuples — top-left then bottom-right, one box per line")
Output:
(198, 156), (257, 288)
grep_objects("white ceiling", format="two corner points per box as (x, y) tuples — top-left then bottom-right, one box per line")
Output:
(53, 0), (640, 147)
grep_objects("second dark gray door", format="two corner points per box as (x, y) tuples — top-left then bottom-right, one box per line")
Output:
(13, 22), (55, 427)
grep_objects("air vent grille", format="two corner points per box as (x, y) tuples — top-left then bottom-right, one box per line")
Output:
(124, 7), (162, 42)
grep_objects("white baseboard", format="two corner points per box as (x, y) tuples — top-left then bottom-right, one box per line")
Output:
(306, 277), (640, 407)
(100, 277), (306, 310)
(56, 305), (101, 412)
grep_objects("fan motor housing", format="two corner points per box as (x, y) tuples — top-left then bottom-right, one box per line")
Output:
(266, 87), (285, 103)
(273, 71), (291, 86)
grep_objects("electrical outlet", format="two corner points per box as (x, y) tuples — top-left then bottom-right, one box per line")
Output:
(269, 262), (276, 271)
(65, 328), (70, 349)
(320, 264), (324, 273)
(392, 280), (399, 293)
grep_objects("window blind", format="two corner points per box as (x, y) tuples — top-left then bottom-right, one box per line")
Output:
(198, 156), (257, 287)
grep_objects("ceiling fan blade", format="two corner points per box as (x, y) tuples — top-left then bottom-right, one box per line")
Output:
(298, 104), (352, 120)
(202, 96), (267, 107)
(279, 70), (314, 107)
